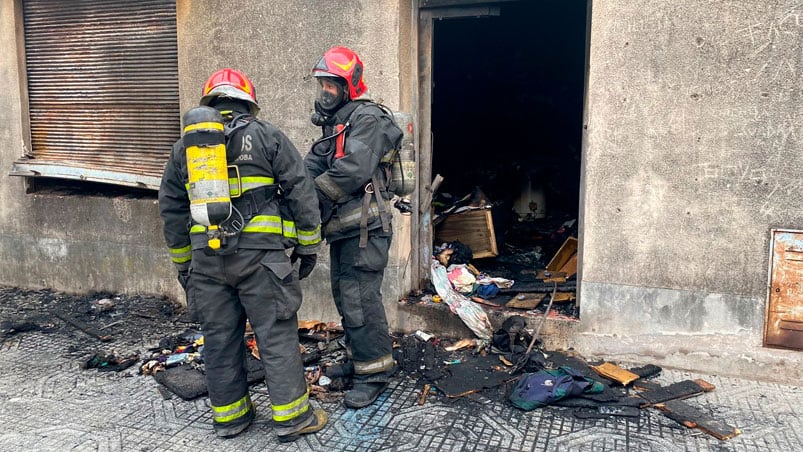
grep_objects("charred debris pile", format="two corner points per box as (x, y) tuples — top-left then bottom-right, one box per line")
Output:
(0, 286), (739, 440)
(412, 186), (579, 320)
(138, 319), (739, 440)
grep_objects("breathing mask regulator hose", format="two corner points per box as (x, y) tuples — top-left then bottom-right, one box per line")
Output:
(310, 122), (349, 157)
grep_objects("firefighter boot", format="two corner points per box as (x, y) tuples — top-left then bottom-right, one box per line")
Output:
(344, 382), (389, 409)
(324, 361), (354, 378)
(277, 408), (328, 443)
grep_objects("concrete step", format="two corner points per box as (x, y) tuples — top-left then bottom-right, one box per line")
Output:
(396, 300), (578, 349)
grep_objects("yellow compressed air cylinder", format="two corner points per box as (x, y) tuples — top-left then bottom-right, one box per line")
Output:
(183, 106), (231, 249)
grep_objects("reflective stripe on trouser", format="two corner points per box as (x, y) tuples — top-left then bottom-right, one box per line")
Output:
(329, 233), (395, 381)
(169, 244), (192, 264)
(272, 389), (310, 422)
(354, 353), (395, 375)
(212, 394), (253, 425)
(190, 248), (312, 429)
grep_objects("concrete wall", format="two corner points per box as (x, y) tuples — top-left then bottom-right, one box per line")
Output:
(0, 1), (413, 329)
(577, 1), (803, 379)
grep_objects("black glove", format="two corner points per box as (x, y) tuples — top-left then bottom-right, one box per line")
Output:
(177, 270), (190, 290)
(291, 251), (317, 280)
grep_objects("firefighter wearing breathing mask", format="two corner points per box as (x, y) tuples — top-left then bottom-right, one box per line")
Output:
(158, 68), (326, 441)
(304, 46), (402, 409)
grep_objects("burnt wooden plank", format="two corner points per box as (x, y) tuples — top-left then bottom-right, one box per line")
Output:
(505, 292), (546, 309)
(658, 399), (741, 440)
(499, 283), (577, 294)
(590, 362), (640, 386)
(635, 379), (709, 407)
(628, 364), (662, 379)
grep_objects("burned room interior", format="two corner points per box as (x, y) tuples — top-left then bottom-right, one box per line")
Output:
(429, 1), (588, 319)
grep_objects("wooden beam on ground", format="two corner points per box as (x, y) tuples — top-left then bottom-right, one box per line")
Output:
(656, 399), (741, 440)
(53, 309), (112, 342)
(635, 379), (713, 407)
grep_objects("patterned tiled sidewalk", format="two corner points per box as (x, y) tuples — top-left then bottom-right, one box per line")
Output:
(0, 326), (800, 452)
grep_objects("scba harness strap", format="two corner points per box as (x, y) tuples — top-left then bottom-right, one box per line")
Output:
(329, 102), (394, 248)
(202, 114), (281, 256)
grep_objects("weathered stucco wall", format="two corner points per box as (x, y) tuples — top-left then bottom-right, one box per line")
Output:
(175, 0), (412, 324)
(3, 0), (801, 380)
(1, 1), (413, 329)
(578, 1), (803, 376)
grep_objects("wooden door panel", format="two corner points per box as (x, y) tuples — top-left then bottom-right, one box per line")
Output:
(765, 230), (803, 350)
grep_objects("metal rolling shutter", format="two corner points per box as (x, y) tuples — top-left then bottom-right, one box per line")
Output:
(10, 0), (179, 190)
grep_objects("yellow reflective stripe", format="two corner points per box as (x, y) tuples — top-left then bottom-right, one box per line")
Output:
(272, 391), (310, 422)
(283, 220), (297, 238)
(187, 176), (274, 196)
(242, 215), (283, 234)
(184, 121), (224, 133)
(190, 216), (315, 242)
(228, 176), (275, 196)
(169, 245), (192, 264)
(212, 394), (252, 424)
(169, 245), (191, 254)
(228, 178), (242, 197)
(241, 176), (274, 185)
(297, 225), (321, 245)
(354, 354), (396, 374)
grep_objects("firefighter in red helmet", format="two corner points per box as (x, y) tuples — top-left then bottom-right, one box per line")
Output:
(304, 47), (403, 408)
(159, 68), (327, 440)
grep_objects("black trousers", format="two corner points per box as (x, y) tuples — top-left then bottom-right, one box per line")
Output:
(329, 232), (395, 381)
(189, 248), (311, 431)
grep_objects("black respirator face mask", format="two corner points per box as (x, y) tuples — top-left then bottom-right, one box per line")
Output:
(311, 80), (347, 126)
(318, 86), (344, 111)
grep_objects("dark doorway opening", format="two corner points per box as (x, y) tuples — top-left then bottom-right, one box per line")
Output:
(429, 1), (588, 318)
